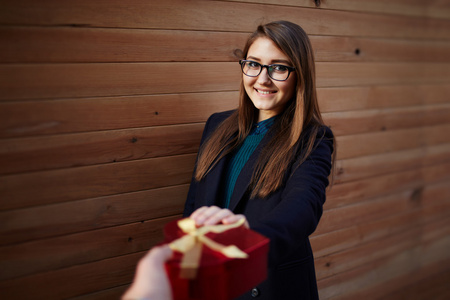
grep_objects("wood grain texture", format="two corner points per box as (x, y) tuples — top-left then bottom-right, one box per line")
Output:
(315, 215), (450, 280)
(0, 62), (240, 100)
(0, 124), (204, 175)
(70, 285), (128, 300)
(0, 92), (239, 138)
(1, 0), (449, 298)
(0, 154), (196, 210)
(0, 215), (180, 281)
(335, 123), (450, 159)
(1, 62), (449, 101)
(326, 104), (450, 136)
(335, 142), (450, 183)
(318, 84), (450, 113)
(317, 231), (450, 299)
(316, 178), (450, 235)
(326, 161), (450, 210)
(312, 197), (450, 259)
(0, 184), (189, 245)
(2, 84), (449, 139)
(1, 0), (450, 39)
(2, 161), (449, 248)
(222, 0), (450, 20)
(0, 251), (143, 299)
(2, 27), (450, 63)
(2, 107), (449, 176)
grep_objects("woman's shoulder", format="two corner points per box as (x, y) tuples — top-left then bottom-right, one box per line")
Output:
(319, 124), (334, 140)
(302, 123), (334, 141)
(207, 110), (235, 123)
(204, 110), (236, 130)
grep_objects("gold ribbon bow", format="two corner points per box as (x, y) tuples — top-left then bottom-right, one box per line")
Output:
(169, 218), (249, 279)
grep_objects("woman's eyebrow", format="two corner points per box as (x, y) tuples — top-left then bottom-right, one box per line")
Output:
(271, 59), (292, 65)
(246, 56), (261, 61)
(246, 56), (291, 65)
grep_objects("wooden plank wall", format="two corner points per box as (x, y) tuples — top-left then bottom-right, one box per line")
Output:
(1, 0), (449, 299)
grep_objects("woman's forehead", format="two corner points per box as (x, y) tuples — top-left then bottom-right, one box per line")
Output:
(247, 37), (290, 63)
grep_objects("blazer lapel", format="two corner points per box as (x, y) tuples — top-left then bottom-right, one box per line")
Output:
(227, 130), (274, 211)
(201, 154), (229, 207)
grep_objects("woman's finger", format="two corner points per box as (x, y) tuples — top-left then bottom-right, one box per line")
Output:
(188, 206), (250, 228)
(203, 208), (233, 226)
(190, 206), (221, 225)
(189, 206), (209, 220)
(222, 214), (249, 228)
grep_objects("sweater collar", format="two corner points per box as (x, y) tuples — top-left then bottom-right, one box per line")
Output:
(250, 115), (277, 136)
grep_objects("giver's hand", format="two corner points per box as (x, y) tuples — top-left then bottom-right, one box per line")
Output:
(122, 245), (173, 300)
(190, 206), (249, 228)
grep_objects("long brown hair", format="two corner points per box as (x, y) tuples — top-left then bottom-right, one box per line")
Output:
(195, 20), (334, 198)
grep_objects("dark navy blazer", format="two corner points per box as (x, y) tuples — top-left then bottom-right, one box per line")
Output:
(183, 110), (334, 300)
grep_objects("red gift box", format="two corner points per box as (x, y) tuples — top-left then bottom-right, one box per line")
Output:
(163, 218), (269, 300)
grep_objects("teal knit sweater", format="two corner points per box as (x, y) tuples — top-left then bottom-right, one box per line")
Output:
(222, 116), (276, 208)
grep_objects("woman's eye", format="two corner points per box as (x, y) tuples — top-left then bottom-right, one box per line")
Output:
(247, 62), (259, 68)
(273, 65), (288, 72)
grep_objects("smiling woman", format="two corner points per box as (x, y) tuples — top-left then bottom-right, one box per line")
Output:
(183, 20), (336, 300)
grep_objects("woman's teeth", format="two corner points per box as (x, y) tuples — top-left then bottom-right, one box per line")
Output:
(257, 89), (274, 94)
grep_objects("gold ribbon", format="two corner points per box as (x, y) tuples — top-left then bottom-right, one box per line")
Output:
(169, 218), (249, 279)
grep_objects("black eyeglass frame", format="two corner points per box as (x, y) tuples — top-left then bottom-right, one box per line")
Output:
(239, 59), (296, 81)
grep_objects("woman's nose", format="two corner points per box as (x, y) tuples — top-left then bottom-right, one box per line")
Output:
(257, 67), (272, 84)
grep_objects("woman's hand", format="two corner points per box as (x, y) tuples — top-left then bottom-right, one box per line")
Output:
(190, 206), (249, 228)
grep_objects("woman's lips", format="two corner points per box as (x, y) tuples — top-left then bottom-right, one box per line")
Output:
(255, 88), (277, 95)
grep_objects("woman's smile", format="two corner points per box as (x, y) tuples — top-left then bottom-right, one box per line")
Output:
(255, 88), (277, 95)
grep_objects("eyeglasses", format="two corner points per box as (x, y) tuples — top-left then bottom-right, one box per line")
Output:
(239, 60), (296, 81)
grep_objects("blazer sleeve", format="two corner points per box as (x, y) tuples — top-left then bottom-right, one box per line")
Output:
(250, 126), (334, 264)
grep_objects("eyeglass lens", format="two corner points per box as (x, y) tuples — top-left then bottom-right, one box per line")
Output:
(241, 61), (292, 81)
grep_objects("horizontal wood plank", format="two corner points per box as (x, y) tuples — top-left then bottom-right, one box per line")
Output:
(0, 189), (447, 296)
(0, 250), (143, 299)
(221, 0), (450, 20)
(383, 269), (450, 300)
(336, 123), (450, 160)
(1, 1), (450, 40)
(0, 124), (204, 175)
(2, 218), (447, 299)
(3, 161), (449, 247)
(1, 62), (449, 101)
(311, 35), (450, 63)
(0, 27), (247, 63)
(316, 179), (450, 235)
(2, 84), (450, 139)
(315, 62), (450, 89)
(70, 285), (128, 300)
(2, 27), (450, 63)
(0, 215), (180, 281)
(325, 104), (450, 137)
(326, 161), (450, 210)
(318, 240), (450, 299)
(315, 215), (450, 280)
(312, 198), (450, 258)
(1, 142), (449, 211)
(335, 142), (450, 183)
(2, 110), (449, 175)
(0, 184), (188, 246)
(318, 84), (450, 113)
(317, 190), (410, 236)
(0, 62), (240, 101)
(0, 154), (196, 211)
(0, 92), (239, 138)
